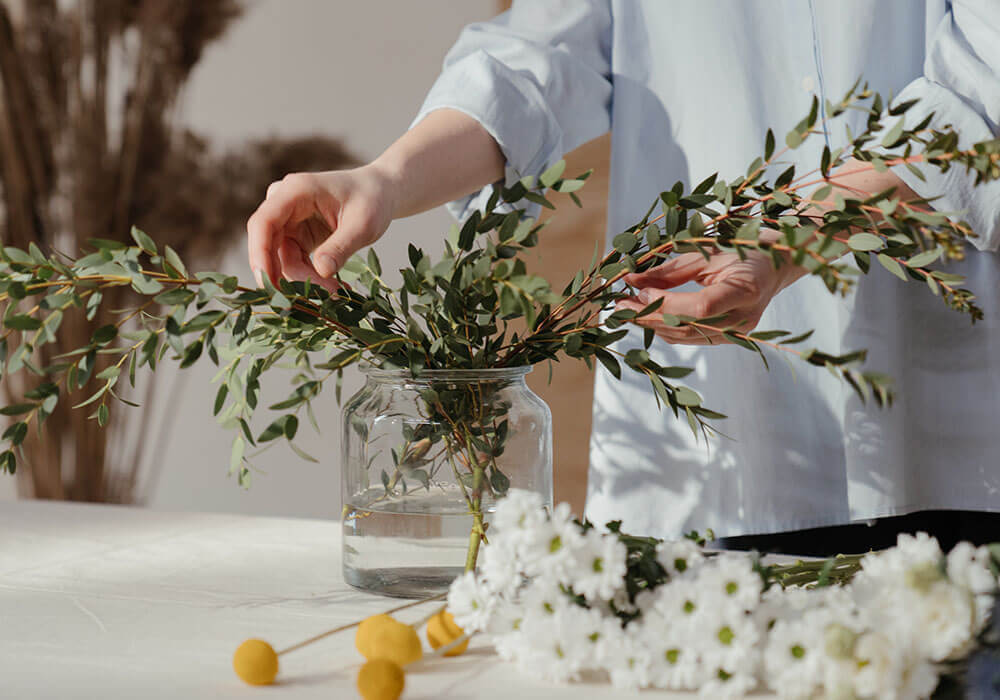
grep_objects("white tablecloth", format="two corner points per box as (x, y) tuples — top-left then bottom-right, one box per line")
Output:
(0, 500), (776, 699)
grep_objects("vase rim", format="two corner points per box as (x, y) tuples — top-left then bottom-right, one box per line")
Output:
(362, 366), (532, 381)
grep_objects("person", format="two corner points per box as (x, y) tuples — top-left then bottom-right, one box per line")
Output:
(246, 1), (1000, 554)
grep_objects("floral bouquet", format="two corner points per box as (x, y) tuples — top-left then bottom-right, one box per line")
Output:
(446, 491), (1000, 699)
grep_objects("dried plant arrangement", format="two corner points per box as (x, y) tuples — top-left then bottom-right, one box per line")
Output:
(0, 0), (356, 502)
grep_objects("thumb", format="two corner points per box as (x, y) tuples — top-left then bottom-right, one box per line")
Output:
(311, 205), (382, 278)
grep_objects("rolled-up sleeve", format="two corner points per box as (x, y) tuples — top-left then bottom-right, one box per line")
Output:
(893, 0), (1000, 252)
(411, 0), (613, 220)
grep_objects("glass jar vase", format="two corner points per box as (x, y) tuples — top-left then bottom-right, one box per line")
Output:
(341, 367), (552, 597)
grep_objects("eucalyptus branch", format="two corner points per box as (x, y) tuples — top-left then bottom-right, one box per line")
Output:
(0, 81), (997, 481)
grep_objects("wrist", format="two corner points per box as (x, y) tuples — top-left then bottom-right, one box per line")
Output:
(758, 229), (809, 292)
(362, 159), (404, 221)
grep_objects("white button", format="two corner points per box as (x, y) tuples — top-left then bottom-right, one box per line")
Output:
(802, 75), (816, 93)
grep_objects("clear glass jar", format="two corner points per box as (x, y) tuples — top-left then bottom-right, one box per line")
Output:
(341, 367), (552, 597)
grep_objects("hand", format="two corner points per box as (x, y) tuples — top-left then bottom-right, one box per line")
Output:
(616, 246), (804, 345)
(246, 164), (396, 292)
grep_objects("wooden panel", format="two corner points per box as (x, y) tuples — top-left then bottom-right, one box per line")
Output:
(523, 134), (610, 514)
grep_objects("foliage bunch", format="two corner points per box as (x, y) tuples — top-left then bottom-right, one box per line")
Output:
(0, 81), (997, 489)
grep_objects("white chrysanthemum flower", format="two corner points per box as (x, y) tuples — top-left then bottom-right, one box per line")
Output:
(513, 606), (597, 683)
(652, 577), (703, 621)
(570, 530), (628, 602)
(763, 616), (823, 699)
(913, 579), (976, 661)
(519, 576), (572, 618)
(656, 538), (706, 578)
(597, 622), (653, 690)
(484, 596), (524, 637)
(695, 552), (764, 611)
(947, 542), (997, 595)
(639, 609), (704, 690)
(447, 571), (494, 632)
(754, 585), (812, 628)
(860, 532), (943, 586)
(492, 629), (526, 663)
(531, 502), (589, 584)
(696, 608), (762, 678)
(491, 488), (547, 537)
(947, 541), (997, 635)
(853, 629), (939, 700)
(478, 538), (522, 597)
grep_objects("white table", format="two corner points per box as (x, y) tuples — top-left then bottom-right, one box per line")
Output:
(0, 500), (776, 699)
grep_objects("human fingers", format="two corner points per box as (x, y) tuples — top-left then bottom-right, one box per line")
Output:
(309, 200), (383, 278)
(247, 174), (333, 287)
(615, 298), (726, 345)
(622, 253), (706, 290)
(635, 277), (752, 320)
(277, 238), (340, 294)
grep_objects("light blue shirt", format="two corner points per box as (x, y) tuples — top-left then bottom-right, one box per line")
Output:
(413, 1), (1000, 537)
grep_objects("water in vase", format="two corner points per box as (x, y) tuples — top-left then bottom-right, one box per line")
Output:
(342, 484), (494, 598)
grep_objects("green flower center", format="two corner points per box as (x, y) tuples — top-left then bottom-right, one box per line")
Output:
(718, 626), (734, 645)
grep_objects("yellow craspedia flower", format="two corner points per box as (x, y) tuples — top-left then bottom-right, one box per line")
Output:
(355, 614), (423, 666)
(232, 638), (279, 685)
(426, 610), (468, 656)
(357, 658), (405, 700)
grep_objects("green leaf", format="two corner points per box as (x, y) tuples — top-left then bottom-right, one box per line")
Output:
(523, 191), (555, 210)
(673, 386), (702, 407)
(876, 254), (908, 281)
(905, 248), (942, 268)
(130, 226), (157, 255)
(0, 450), (15, 474)
(554, 179), (585, 193)
(881, 118), (905, 148)
(131, 275), (164, 295)
(5, 315), (41, 331)
(258, 415), (298, 442)
(96, 404), (109, 427)
(539, 160), (567, 188)
(289, 441), (319, 463)
(154, 288), (196, 306)
(785, 129), (803, 149)
(179, 340), (203, 368)
(91, 324), (118, 345)
(764, 128), (775, 160)
(847, 233), (883, 252)
(3, 421), (28, 446)
(163, 245), (188, 279)
(214, 384), (229, 415)
(0, 403), (35, 416)
(229, 437), (245, 474)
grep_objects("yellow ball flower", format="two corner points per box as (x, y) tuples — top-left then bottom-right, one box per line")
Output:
(356, 614), (423, 666)
(232, 639), (279, 686)
(357, 659), (405, 700)
(426, 610), (468, 656)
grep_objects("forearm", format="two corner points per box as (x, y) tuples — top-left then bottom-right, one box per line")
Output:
(370, 108), (505, 219)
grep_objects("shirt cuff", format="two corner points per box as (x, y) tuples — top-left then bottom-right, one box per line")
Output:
(410, 49), (567, 221)
(891, 79), (1000, 252)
